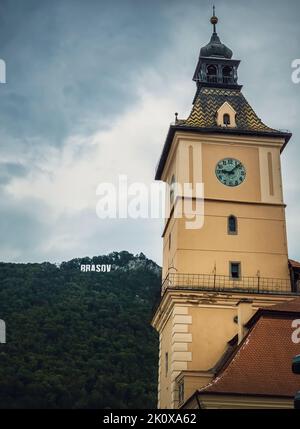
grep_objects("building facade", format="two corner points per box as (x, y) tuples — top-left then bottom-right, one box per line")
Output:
(152, 10), (299, 409)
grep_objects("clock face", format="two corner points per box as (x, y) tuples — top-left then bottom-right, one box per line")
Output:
(215, 158), (246, 187)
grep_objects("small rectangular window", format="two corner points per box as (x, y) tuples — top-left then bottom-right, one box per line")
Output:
(178, 381), (184, 404)
(230, 262), (240, 279)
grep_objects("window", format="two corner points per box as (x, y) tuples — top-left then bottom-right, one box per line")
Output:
(230, 262), (241, 279)
(222, 66), (233, 83)
(178, 381), (184, 404)
(223, 113), (231, 126)
(170, 175), (176, 206)
(207, 64), (217, 76)
(223, 66), (232, 76)
(216, 102), (237, 128)
(165, 352), (169, 376)
(207, 64), (217, 83)
(228, 215), (237, 234)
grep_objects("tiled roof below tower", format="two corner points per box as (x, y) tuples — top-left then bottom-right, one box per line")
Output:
(194, 298), (300, 398)
(178, 87), (279, 133)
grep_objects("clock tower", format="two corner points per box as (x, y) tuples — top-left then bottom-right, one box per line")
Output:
(152, 9), (296, 409)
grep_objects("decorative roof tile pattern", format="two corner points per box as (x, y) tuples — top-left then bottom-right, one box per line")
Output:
(199, 309), (300, 397)
(178, 87), (279, 133)
(155, 88), (291, 180)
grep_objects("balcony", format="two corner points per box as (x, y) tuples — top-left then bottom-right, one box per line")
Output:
(161, 273), (298, 296)
(207, 75), (218, 83)
(205, 75), (235, 85)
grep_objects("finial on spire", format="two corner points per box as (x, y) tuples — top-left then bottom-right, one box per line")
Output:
(210, 5), (218, 33)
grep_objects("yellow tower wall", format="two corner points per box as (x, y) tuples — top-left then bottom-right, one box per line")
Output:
(154, 131), (292, 409)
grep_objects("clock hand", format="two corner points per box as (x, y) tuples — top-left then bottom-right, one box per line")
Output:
(229, 162), (242, 173)
(222, 165), (237, 174)
(221, 163), (242, 177)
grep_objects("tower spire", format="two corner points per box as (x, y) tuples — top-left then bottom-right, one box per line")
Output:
(210, 5), (218, 34)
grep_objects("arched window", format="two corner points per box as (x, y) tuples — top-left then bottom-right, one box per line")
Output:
(228, 215), (237, 234)
(223, 66), (233, 83)
(223, 113), (231, 126)
(170, 174), (176, 206)
(207, 65), (217, 83)
(207, 65), (217, 75)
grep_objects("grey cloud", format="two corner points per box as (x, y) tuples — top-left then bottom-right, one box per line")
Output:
(0, 0), (300, 263)
(0, 189), (51, 261)
(38, 208), (162, 265)
(0, 162), (28, 184)
(0, 0), (172, 150)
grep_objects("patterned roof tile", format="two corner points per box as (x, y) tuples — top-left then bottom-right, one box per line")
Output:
(178, 87), (278, 133)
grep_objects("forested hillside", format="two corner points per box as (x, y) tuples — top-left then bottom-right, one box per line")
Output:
(0, 251), (161, 408)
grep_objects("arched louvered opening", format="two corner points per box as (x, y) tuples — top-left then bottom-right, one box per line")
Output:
(222, 66), (233, 84)
(207, 64), (217, 83)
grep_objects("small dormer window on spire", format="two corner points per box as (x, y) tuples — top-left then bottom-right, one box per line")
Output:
(216, 102), (237, 128)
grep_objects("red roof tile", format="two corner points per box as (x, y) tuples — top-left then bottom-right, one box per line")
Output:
(199, 314), (300, 397)
(244, 298), (300, 330)
(289, 259), (300, 269)
(262, 297), (300, 314)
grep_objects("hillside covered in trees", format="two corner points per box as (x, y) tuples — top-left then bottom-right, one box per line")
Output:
(0, 251), (161, 408)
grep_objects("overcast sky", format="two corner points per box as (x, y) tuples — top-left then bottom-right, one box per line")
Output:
(0, 0), (299, 265)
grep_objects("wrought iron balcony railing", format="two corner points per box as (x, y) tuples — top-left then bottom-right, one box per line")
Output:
(207, 75), (218, 83)
(205, 75), (235, 84)
(161, 273), (298, 296)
